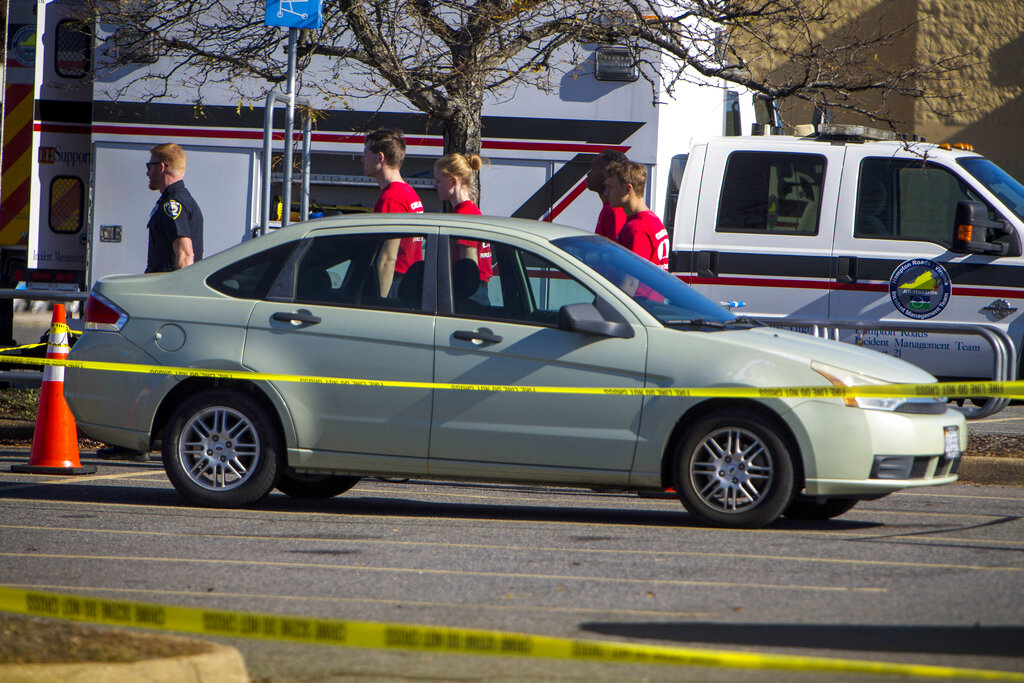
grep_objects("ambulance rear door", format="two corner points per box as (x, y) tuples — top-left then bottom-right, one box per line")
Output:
(89, 142), (257, 285)
(28, 0), (92, 284)
(688, 139), (847, 321)
(828, 145), (1024, 380)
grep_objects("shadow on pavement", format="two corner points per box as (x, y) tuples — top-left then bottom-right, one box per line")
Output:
(578, 621), (1024, 658)
(0, 461), (886, 531)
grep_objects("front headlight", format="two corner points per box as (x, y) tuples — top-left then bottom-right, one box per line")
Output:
(810, 361), (944, 412)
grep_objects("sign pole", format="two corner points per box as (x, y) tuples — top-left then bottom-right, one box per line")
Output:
(281, 27), (298, 227)
(265, 0), (322, 228)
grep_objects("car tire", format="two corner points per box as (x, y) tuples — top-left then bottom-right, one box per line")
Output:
(784, 495), (858, 520)
(276, 470), (360, 499)
(673, 410), (795, 528)
(162, 389), (281, 508)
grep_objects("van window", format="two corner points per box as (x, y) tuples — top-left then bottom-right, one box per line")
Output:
(48, 176), (84, 234)
(55, 21), (90, 78)
(716, 152), (825, 235)
(856, 158), (990, 245)
(662, 154), (688, 229)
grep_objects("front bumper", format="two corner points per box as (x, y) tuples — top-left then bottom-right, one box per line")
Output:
(789, 400), (966, 497)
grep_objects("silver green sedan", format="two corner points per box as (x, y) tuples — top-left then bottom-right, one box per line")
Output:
(65, 214), (965, 528)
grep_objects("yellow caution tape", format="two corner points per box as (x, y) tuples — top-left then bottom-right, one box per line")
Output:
(0, 350), (1022, 399)
(0, 587), (1019, 679)
(0, 342), (48, 354)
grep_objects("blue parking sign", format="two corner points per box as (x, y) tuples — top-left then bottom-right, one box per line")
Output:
(266, 0), (323, 29)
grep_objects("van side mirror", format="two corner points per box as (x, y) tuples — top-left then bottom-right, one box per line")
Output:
(559, 302), (634, 338)
(952, 200), (1021, 256)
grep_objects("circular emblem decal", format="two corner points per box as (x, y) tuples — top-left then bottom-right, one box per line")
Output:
(889, 259), (951, 320)
(12, 26), (36, 67)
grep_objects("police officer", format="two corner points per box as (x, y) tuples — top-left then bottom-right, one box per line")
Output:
(145, 143), (203, 273)
(97, 144), (204, 462)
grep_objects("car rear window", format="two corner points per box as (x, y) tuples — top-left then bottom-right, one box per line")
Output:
(207, 242), (298, 299)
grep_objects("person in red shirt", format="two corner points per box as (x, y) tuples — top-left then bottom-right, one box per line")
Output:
(434, 153), (492, 302)
(363, 127), (424, 296)
(586, 149), (628, 240)
(602, 160), (669, 299)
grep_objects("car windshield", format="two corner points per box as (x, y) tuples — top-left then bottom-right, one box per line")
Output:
(958, 157), (1024, 222)
(553, 235), (737, 326)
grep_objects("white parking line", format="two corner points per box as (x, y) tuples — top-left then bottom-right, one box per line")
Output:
(0, 551), (888, 593)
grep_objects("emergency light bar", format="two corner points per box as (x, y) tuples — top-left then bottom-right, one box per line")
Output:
(816, 124), (900, 142)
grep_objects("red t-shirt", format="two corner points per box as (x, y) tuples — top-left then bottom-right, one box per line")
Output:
(596, 202), (626, 240)
(374, 182), (424, 274)
(618, 211), (669, 300)
(454, 200), (492, 282)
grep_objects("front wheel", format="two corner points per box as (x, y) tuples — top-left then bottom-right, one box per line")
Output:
(163, 389), (281, 508)
(673, 410), (795, 528)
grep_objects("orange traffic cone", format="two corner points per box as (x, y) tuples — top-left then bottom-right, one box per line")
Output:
(11, 304), (96, 475)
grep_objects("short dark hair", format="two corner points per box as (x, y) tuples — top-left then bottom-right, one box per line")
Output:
(597, 149), (627, 166)
(365, 127), (407, 168)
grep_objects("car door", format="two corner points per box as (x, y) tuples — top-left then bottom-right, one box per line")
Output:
(829, 149), (1022, 379)
(689, 145), (845, 321)
(242, 227), (436, 474)
(429, 232), (647, 484)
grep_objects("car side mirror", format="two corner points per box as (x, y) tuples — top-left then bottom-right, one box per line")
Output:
(952, 200), (1021, 257)
(559, 302), (634, 338)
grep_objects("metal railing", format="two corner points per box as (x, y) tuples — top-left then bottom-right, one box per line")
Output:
(758, 317), (1016, 419)
(0, 288), (88, 385)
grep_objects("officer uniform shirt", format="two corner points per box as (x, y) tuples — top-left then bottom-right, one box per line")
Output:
(146, 180), (204, 273)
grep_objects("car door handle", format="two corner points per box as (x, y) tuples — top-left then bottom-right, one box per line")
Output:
(453, 329), (503, 344)
(697, 250), (718, 278)
(272, 311), (322, 326)
(837, 256), (858, 284)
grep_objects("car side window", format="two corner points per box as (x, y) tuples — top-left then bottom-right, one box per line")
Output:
(207, 242), (299, 299)
(856, 158), (992, 246)
(294, 233), (427, 311)
(717, 151), (826, 235)
(449, 237), (595, 326)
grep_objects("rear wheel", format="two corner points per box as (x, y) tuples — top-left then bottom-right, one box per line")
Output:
(162, 389), (281, 508)
(673, 410), (795, 528)
(276, 470), (360, 499)
(784, 495), (858, 520)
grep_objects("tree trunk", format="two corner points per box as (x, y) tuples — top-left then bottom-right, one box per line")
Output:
(442, 99), (483, 158)
(442, 83), (485, 201)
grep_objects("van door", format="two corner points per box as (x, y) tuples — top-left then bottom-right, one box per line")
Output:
(90, 143), (255, 284)
(829, 148), (1024, 380)
(687, 143), (845, 321)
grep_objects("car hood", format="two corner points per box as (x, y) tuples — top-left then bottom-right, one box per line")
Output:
(670, 326), (938, 385)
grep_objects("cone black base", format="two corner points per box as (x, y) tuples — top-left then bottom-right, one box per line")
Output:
(11, 463), (97, 475)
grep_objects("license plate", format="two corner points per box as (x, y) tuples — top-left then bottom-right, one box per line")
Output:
(944, 426), (960, 460)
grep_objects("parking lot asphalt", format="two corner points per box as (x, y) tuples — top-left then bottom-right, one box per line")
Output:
(2, 460), (1023, 682)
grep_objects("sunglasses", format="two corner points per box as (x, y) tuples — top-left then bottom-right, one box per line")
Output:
(145, 161), (163, 170)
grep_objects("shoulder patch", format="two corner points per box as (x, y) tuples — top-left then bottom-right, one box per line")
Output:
(163, 199), (183, 220)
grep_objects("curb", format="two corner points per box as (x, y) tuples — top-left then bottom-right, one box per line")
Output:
(1, 639), (249, 683)
(958, 456), (1024, 486)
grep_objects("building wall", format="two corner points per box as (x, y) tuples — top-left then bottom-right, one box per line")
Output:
(917, 0), (1024, 179)
(774, 0), (1024, 180)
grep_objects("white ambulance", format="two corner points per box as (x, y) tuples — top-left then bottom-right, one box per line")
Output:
(669, 124), (1024, 416)
(3, 0), (746, 293)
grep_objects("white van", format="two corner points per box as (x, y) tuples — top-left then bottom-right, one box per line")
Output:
(669, 125), (1024, 416)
